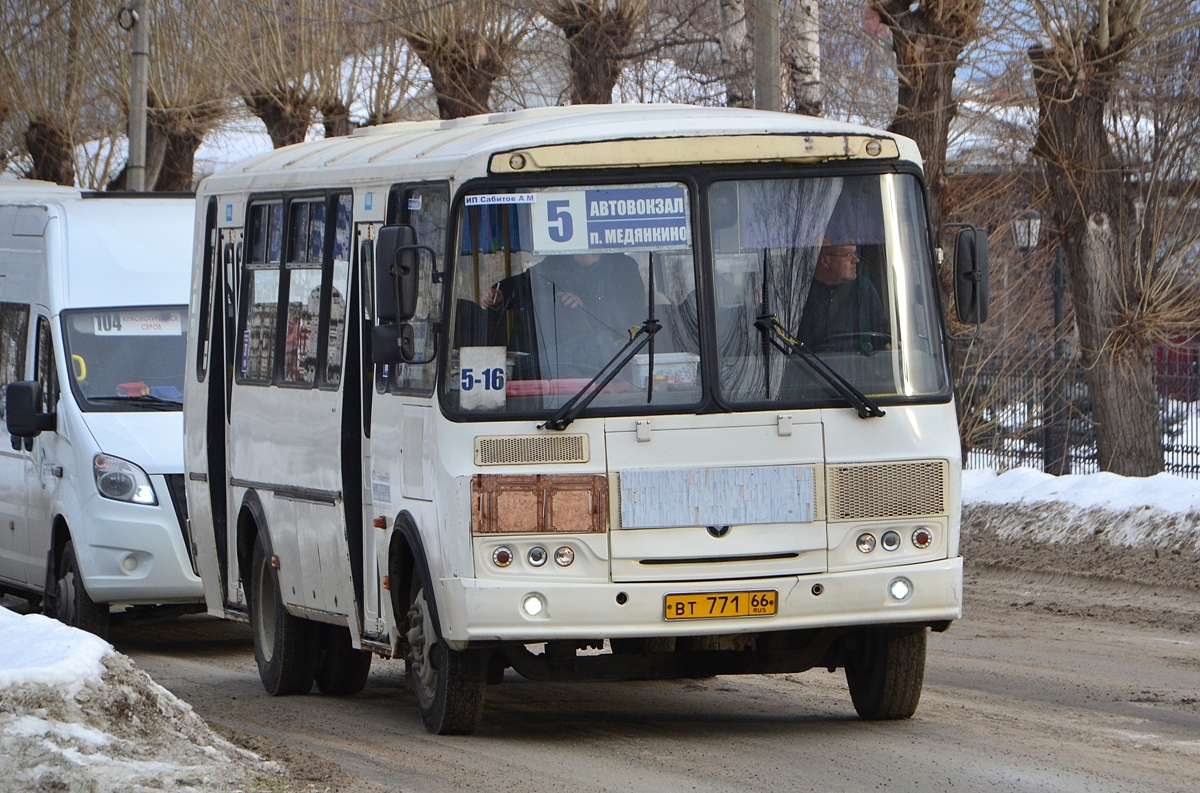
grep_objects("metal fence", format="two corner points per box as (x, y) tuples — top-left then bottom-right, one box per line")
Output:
(961, 343), (1200, 478)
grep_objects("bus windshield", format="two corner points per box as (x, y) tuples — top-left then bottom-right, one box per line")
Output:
(62, 306), (187, 411)
(444, 172), (949, 418)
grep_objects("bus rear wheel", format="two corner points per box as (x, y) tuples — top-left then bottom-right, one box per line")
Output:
(844, 625), (926, 720)
(54, 541), (110, 640)
(250, 536), (317, 696)
(405, 577), (486, 735)
(315, 624), (372, 696)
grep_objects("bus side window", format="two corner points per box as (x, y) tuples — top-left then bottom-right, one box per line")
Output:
(196, 198), (218, 382)
(281, 197), (324, 386)
(237, 201), (283, 384)
(389, 183), (448, 395)
(0, 302), (31, 418)
(322, 193), (353, 386)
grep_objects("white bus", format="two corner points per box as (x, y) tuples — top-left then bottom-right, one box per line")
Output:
(184, 105), (988, 734)
(1, 181), (201, 638)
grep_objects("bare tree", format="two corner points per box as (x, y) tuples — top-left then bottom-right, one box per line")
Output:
(868, 0), (984, 240)
(544, 0), (654, 104)
(715, 0), (752, 106)
(393, 0), (530, 119)
(1028, 0), (1200, 475)
(782, 0), (820, 115)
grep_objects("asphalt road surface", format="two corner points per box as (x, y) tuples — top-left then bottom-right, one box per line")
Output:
(114, 566), (1200, 793)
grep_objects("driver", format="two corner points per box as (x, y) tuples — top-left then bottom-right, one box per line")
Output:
(481, 252), (646, 379)
(795, 237), (888, 352)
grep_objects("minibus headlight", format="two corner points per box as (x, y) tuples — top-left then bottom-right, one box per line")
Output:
(93, 454), (157, 505)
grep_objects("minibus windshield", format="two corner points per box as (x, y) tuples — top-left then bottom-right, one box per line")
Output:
(61, 306), (187, 412)
(446, 182), (702, 416)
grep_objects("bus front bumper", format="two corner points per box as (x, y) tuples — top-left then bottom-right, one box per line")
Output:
(437, 556), (962, 647)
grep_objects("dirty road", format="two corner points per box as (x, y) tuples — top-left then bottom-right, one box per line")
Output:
(112, 566), (1200, 793)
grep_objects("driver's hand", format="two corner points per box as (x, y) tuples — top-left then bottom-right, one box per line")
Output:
(558, 291), (582, 309)
(481, 287), (504, 308)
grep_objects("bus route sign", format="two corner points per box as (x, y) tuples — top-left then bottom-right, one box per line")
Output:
(530, 184), (690, 254)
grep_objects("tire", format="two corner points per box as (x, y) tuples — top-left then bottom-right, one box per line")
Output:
(250, 536), (317, 696)
(314, 624), (372, 696)
(844, 625), (926, 720)
(405, 575), (486, 735)
(55, 541), (110, 639)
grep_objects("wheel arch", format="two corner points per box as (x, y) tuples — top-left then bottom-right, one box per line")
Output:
(236, 489), (271, 591)
(387, 512), (443, 642)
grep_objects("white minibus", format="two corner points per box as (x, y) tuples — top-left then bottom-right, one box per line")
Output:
(184, 105), (988, 734)
(1, 181), (202, 638)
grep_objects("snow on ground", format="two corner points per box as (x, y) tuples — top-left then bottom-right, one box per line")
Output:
(0, 608), (280, 793)
(962, 468), (1200, 593)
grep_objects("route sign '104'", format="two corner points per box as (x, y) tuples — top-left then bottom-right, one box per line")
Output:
(528, 184), (690, 254)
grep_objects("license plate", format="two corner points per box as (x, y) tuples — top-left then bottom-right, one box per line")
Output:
(663, 590), (778, 620)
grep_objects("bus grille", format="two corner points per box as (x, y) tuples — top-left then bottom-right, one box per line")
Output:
(827, 460), (947, 520)
(475, 434), (589, 466)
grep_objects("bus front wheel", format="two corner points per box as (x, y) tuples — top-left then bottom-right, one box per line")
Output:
(844, 625), (926, 720)
(250, 536), (317, 696)
(405, 577), (486, 734)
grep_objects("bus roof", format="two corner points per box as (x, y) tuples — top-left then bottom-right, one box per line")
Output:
(201, 104), (922, 194)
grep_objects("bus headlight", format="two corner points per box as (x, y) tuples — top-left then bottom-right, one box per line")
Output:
(93, 454), (157, 505)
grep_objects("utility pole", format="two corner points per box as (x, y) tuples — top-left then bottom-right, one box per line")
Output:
(751, 0), (780, 111)
(125, 0), (150, 191)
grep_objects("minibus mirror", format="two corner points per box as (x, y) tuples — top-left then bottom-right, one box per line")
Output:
(953, 226), (990, 324)
(375, 225), (420, 323)
(371, 323), (416, 365)
(5, 380), (55, 439)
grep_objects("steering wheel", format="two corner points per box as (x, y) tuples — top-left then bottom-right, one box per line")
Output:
(815, 332), (891, 354)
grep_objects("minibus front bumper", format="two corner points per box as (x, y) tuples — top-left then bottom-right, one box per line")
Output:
(73, 479), (203, 604)
(436, 556), (962, 647)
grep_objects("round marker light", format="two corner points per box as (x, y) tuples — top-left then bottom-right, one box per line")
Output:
(522, 593), (545, 617)
(912, 527), (933, 549)
(889, 577), (913, 601)
(492, 546), (513, 567)
(509, 153), (527, 170)
(856, 533), (876, 553)
(866, 139), (883, 157)
(527, 546), (548, 567)
(553, 546), (574, 567)
(881, 530), (902, 551)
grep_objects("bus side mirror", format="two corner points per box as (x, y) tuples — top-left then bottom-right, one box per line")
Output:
(6, 381), (55, 439)
(953, 227), (990, 324)
(375, 224), (419, 323)
(371, 324), (416, 365)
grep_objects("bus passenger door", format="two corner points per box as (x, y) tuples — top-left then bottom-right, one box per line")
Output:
(24, 313), (61, 591)
(352, 220), (383, 638)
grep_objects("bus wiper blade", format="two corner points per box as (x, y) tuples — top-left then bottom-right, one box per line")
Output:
(539, 318), (662, 432)
(754, 314), (885, 419)
(88, 395), (181, 410)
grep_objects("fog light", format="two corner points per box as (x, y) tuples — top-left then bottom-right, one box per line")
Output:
(528, 546), (547, 567)
(881, 530), (901, 551)
(553, 546), (574, 567)
(121, 555), (138, 573)
(492, 546), (513, 567)
(912, 527), (933, 549)
(889, 577), (913, 601)
(522, 593), (545, 617)
(856, 533), (876, 553)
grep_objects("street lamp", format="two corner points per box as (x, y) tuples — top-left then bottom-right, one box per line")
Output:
(1011, 209), (1042, 257)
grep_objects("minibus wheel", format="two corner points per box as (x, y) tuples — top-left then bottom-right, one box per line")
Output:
(844, 625), (926, 720)
(405, 576), (486, 734)
(314, 624), (372, 696)
(250, 536), (317, 695)
(55, 541), (109, 640)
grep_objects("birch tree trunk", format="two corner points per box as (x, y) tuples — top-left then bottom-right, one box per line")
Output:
(783, 0), (820, 116)
(717, 0), (753, 108)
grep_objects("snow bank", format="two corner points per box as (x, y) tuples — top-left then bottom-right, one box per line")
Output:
(962, 468), (1200, 591)
(0, 607), (279, 793)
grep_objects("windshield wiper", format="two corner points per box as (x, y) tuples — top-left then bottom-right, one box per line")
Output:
(754, 314), (885, 419)
(539, 317), (662, 431)
(87, 395), (181, 410)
